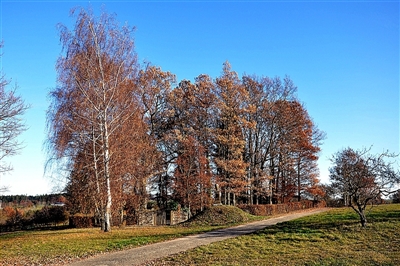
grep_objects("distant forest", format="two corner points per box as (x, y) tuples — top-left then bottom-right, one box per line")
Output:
(0, 194), (66, 207)
(0, 194), (66, 206)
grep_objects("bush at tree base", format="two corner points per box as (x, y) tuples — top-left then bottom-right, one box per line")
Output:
(33, 206), (69, 226)
(69, 214), (95, 228)
(237, 200), (326, 216)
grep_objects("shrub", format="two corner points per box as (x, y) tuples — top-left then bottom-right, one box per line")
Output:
(33, 206), (69, 226)
(4, 206), (24, 226)
(237, 200), (326, 216)
(69, 214), (95, 228)
(167, 200), (179, 211)
(147, 200), (157, 210)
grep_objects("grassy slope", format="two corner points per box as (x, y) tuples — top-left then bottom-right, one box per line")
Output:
(0, 205), (260, 266)
(183, 205), (262, 226)
(157, 204), (400, 266)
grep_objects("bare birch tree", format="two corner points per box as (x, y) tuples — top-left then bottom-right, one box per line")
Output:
(47, 8), (138, 232)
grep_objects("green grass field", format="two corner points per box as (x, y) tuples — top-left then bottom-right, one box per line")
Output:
(0, 205), (259, 265)
(1, 205), (399, 266)
(157, 204), (400, 265)
(0, 224), (230, 265)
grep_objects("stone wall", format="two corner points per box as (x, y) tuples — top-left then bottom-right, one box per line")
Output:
(137, 210), (156, 226)
(137, 209), (188, 226)
(171, 210), (189, 225)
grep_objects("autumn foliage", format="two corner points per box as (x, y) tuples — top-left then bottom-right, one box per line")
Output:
(329, 147), (400, 227)
(46, 8), (326, 228)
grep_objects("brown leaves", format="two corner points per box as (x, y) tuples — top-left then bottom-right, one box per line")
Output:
(173, 136), (212, 214)
(329, 147), (400, 226)
(48, 6), (325, 220)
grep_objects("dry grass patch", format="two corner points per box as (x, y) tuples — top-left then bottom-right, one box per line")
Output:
(0, 205), (261, 265)
(0, 225), (222, 265)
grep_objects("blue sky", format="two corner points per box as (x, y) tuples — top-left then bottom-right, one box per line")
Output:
(0, 1), (398, 195)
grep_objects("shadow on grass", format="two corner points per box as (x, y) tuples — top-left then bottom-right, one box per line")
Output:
(253, 205), (400, 237)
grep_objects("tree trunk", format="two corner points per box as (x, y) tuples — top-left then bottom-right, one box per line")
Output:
(120, 207), (125, 227)
(357, 204), (367, 227)
(249, 183), (253, 205)
(92, 127), (105, 231)
(103, 120), (112, 232)
(200, 183), (204, 212)
(104, 174), (112, 232)
(352, 204), (367, 227)
(224, 189), (227, 205)
(187, 191), (191, 219)
(360, 213), (367, 227)
(297, 159), (301, 202)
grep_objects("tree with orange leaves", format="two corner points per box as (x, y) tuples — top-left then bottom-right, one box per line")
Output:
(167, 76), (215, 213)
(268, 100), (325, 203)
(47, 8), (139, 232)
(135, 65), (176, 209)
(213, 62), (250, 206)
(173, 136), (212, 217)
(242, 75), (298, 204)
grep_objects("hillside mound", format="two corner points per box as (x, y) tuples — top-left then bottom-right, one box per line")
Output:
(183, 205), (255, 226)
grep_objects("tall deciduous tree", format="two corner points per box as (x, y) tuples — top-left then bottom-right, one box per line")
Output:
(262, 99), (325, 204)
(168, 77), (215, 213)
(242, 75), (298, 204)
(213, 62), (250, 206)
(47, 8), (138, 232)
(136, 65), (176, 208)
(329, 147), (400, 227)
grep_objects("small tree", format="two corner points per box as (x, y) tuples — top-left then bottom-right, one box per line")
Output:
(329, 147), (400, 227)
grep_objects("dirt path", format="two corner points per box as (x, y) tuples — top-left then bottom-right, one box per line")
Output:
(68, 208), (330, 266)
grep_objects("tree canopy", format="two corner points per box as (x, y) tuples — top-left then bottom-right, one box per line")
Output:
(46, 8), (326, 229)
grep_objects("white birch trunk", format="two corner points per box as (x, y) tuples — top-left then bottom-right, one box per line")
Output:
(103, 118), (112, 232)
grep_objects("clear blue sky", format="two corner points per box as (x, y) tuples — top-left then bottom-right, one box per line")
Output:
(0, 1), (398, 195)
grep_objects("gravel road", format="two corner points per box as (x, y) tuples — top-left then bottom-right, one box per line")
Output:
(68, 208), (329, 266)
